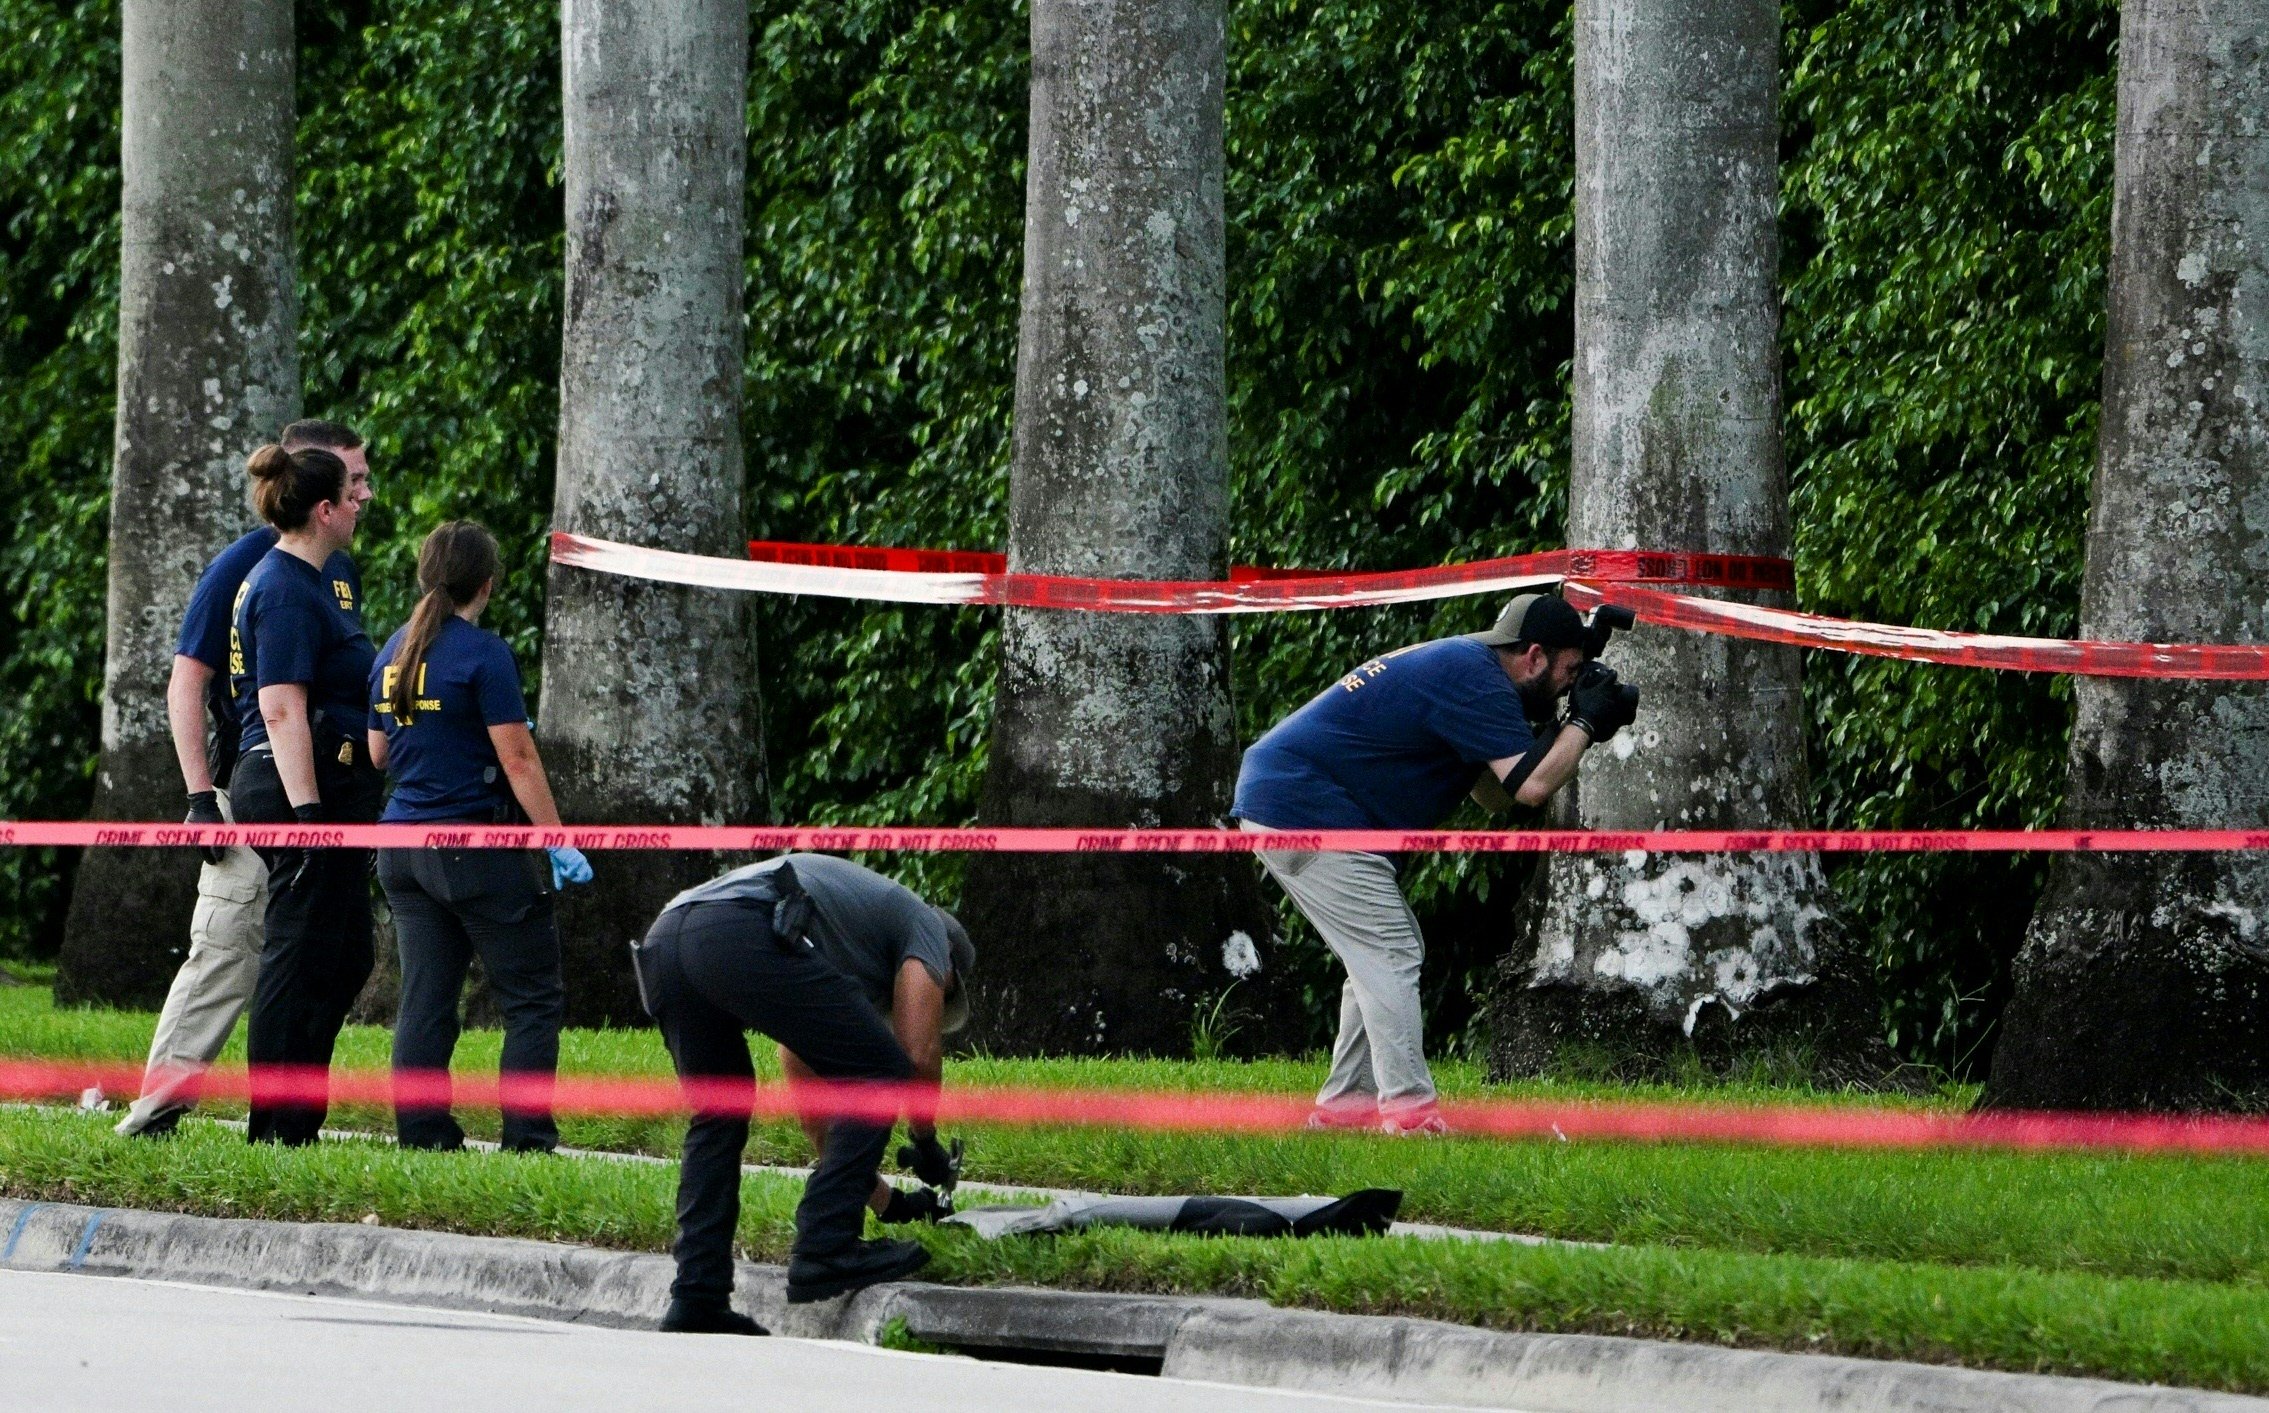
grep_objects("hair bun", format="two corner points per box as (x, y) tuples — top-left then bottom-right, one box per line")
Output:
(245, 444), (292, 480)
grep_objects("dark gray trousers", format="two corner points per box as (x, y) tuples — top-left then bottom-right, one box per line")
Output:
(638, 899), (913, 1305)
(377, 848), (564, 1152)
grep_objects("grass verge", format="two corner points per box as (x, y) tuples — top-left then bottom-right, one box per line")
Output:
(6, 988), (2266, 1290)
(0, 1107), (2263, 1392)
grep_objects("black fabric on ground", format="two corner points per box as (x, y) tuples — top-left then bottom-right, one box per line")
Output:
(947, 1189), (1402, 1240)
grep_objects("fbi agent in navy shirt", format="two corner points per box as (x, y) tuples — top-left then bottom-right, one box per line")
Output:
(228, 441), (381, 1145)
(1232, 594), (1638, 1134)
(366, 521), (587, 1153)
(115, 421), (369, 1138)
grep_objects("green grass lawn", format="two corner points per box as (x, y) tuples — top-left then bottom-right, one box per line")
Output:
(5, 985), (2268, 1388)
(1, 1106), (2264, 1391)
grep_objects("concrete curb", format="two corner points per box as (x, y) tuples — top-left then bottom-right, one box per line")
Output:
(1, 1198), (2259, 1412)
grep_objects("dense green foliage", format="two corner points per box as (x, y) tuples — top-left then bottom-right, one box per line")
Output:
(0, 0), (2118, 1071)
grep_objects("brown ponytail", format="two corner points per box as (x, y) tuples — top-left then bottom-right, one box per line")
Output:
(390, 521), (503, 724)
(246, 443), (347, 530)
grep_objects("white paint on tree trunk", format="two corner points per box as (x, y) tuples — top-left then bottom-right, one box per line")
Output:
(1515, 0), (1855, 1040)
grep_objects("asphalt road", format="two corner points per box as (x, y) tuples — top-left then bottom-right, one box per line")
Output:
(0, 1268), (1468, 1413)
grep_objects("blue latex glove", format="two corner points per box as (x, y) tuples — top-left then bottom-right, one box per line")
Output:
(547, 845), (592, 889)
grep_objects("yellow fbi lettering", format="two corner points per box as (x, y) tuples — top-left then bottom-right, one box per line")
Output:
(377, 663), (441, 719)
(227, 582), (250, 677)
(332, 578), (356, 611)
(1336, 640), (1426, 692)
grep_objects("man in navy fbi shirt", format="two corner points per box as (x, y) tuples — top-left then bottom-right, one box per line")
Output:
(113, 420), (368, 1138)
(1233, 593), (1639, 1133)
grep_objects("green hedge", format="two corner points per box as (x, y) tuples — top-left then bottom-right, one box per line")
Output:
(0, 0), (2117, 1072)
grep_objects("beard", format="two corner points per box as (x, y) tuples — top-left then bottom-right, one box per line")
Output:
(1516, 677), (1560, 723)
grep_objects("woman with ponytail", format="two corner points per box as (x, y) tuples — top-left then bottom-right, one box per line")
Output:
(366, 521), (585, 1151)
(228, 438), (381, 1145)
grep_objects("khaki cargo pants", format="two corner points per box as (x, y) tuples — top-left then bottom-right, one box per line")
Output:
(114, 788), (267, 1135)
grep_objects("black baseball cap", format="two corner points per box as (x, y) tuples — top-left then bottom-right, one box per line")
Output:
(1467, 593), (1586, 652)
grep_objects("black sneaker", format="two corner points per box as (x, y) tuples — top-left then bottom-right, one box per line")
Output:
(785, 1238), (929, 1304)
(658, 1299), (768, 1335)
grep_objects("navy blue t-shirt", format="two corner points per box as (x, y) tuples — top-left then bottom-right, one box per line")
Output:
(230, 546), (374, 753)
(178, 529), (283, 670)
(367, 616), (530, 823)
(1232, 637), (1535, 830)
(182, 529), (361, 780)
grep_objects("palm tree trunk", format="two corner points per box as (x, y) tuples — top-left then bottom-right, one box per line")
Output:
(56, 1), (299, 1007)
(1984, 0), (2269, 1110)
(1489, 0), (1885, 1080)
(540, 0), (762, 1025)
(960, 0), (1276, 1055)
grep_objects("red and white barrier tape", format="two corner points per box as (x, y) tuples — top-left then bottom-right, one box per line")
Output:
(16, 821), (2269, 852)
(744, 538), (1797, 592)
(1564, 581), (2269, 681)
(556, 532), (1786, 614)
(13, 1059), (2268, 1156)
(576, 534), (2269, 679)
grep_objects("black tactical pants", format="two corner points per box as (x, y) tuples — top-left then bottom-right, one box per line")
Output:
(378, 847), (564, 1152)
(231, 744), (383, 1146)
(636, 899), (913, 1305)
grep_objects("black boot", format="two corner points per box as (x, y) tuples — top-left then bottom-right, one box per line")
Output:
(659, 1299), (768, 1335)
(785, 1238), (929, 1304)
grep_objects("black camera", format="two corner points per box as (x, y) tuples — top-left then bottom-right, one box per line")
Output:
(1573, 658), (1640, 719)
(1582, 603), (1635, 661)
(1569, 605), (1640, 740)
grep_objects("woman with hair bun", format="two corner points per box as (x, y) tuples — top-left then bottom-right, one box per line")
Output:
(228, 440), (381, 1145)
(365, 521), (586, 1152)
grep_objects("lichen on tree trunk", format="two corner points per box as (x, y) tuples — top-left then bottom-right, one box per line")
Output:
(1489, 0), (1885, 1081)
(57, 2), (300, 1008)
(540, 0), (762, 1026)
(961, 0), (1277, 1056)
(1985, 0), (2269, 1112)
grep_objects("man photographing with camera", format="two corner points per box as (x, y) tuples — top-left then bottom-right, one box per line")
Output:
(1233, 592), (1639, 1134)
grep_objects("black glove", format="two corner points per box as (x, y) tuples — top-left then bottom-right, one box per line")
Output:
(184, 790), (227, 865)
(877, 1185), (947, 1224)
(897, 1133), (957, 1188)
(1567, 662), (1640, 744)
(273, 802), (326, 893)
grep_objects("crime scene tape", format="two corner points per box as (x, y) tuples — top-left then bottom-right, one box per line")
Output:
(555, 532), (1789, 613)
(10, 1059), (2268, 1156)
(15, 822), (2269, 852)
(744, 537), (1798, 591)
(581, 534), (2269, 679)
(1562, 581), (2269, 680)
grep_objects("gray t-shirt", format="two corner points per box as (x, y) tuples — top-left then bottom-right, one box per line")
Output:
(662, 853), (954, 1010)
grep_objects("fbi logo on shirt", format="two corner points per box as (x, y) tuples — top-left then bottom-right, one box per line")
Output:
(332, 578), (357, 612)
(228, 581), (250, 677)
(377, 663), (441, 721)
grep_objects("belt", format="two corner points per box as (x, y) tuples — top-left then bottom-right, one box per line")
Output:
(239, 736), (371, 771)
